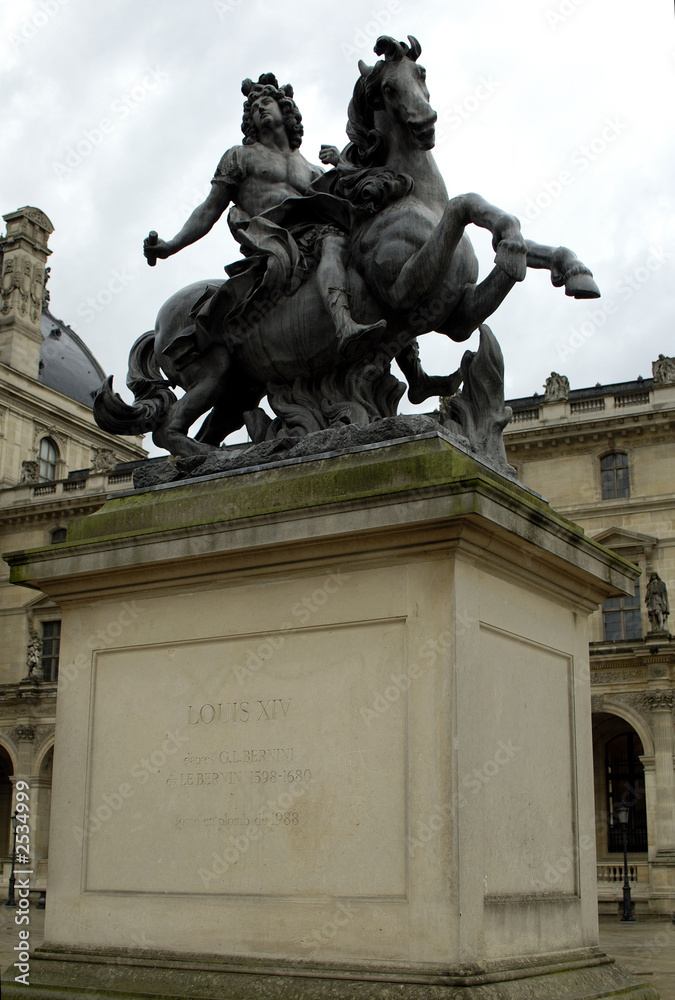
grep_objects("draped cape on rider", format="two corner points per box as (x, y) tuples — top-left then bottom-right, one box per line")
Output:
(181, 180), (355, 363)
(171, 158), (413, 367)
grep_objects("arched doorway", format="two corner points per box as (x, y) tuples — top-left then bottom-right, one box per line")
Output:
(0, 745), (14, 869)
(592, 712), (650, 910)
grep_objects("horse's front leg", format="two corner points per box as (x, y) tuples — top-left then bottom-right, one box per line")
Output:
(525, 240), (600, 299)
(387, 193), (527, 312)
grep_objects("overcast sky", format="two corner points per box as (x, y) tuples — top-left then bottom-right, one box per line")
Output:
(2, 0), (674, 450)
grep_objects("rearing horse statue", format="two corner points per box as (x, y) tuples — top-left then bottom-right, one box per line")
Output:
(94, 36), (599, 459)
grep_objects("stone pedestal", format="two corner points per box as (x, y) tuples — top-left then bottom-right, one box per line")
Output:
(2, 432), (657, 998)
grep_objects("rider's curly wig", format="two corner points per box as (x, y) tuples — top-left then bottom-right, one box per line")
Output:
(346, 35), (421, 167)
(241, 73), (304, 150)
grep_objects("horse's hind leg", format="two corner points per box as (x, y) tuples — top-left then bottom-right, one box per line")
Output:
(153, 351), (231, 457)
(195, 379), (265, 446)
(396, 340), (462, 404)
(525, 240), (600, 299)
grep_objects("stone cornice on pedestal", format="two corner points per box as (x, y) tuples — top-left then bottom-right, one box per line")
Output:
(4, 433), (640, 612)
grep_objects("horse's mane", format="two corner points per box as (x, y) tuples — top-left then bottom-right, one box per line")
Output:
(346, 35), (422, 168)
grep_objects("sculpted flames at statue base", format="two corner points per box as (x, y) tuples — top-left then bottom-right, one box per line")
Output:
(94, 36), (600, 475)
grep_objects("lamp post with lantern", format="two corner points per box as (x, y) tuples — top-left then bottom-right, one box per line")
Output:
(617, 803), (635, 922)
(4, 811), (18, 907)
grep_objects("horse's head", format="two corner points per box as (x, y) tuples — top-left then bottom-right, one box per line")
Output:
(347, 36), (437, 164)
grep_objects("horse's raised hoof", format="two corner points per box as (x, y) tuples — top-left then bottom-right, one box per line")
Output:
(564, 271), (601, 299)
(494, 239), (527, 281)
(337, 318), (388, 362)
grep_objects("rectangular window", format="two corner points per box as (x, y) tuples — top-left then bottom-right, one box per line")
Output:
(41, 620), (61, 681)
(601, 453), (630, 500)
(603, 581), (641, 641)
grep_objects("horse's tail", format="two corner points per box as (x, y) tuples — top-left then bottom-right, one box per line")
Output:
(93, 331), (176, 436)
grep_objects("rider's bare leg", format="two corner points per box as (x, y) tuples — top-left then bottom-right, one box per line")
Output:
(525, 240), (600, 298)
(316, 234), (387, 354)
(153, 349), (231, 457)
(396, 340), (462, 405)
(388, 194), (526, 310)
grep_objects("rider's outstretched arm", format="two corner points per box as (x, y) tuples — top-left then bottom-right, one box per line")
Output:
(168, 183), (234, 253)
(144, 182), (234, 262)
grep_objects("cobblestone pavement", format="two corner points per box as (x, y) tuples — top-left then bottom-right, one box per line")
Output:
(0, 905), (673, 996)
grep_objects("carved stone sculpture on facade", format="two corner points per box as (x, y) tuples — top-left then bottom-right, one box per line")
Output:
(652, 354), (675, 386)
(91, 447), (118, 474)
(27, 625), (43, 679)
(544, 371), (570, 401)
(19, 459), (40, 485)
(94, 36), (600, 474)
(645, 572), (670, 633)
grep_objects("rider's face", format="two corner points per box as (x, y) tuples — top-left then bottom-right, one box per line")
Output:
(251, 93), (284, 132)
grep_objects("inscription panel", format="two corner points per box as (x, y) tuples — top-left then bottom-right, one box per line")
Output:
(84, 620), (407, 898)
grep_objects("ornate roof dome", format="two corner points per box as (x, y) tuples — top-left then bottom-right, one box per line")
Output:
(39, 306), (107, 407)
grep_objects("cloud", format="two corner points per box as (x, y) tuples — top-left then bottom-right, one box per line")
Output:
(2, 0), (673, 448)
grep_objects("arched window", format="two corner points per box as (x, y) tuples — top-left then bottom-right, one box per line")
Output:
(38, 437), (59, 482)
(605, 730), (647, 853)
(601, 452), (629, 500)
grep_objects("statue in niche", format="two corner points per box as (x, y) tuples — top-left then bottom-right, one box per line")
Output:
(645, 572), (670, 633)
(95, 36), (600, 468)
(544, 371), (570, 401)
(27, 624), (43, 678)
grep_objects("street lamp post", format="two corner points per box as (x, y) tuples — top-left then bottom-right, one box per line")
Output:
(4, 811), (18, 907)
(617, 803), (634, 923)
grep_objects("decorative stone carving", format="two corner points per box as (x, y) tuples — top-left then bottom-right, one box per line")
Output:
(652, 354), (675, 385)
(20, 460), (40, 485)
(94, 36), (599, 467)
(438, 324), (514, 467)
(645, 572), (670, 633)
(35, 724), (56, 745)
(91, 447), (118, 474)
(544, 371), (570, 401)
(1, 255), (20, 315)
(590, 669), (646, 685)
(26, 625), (43, 679)
(595, 691), (652, 722)
(644, 689), (675, 712)
(13, 724), (37, 742)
